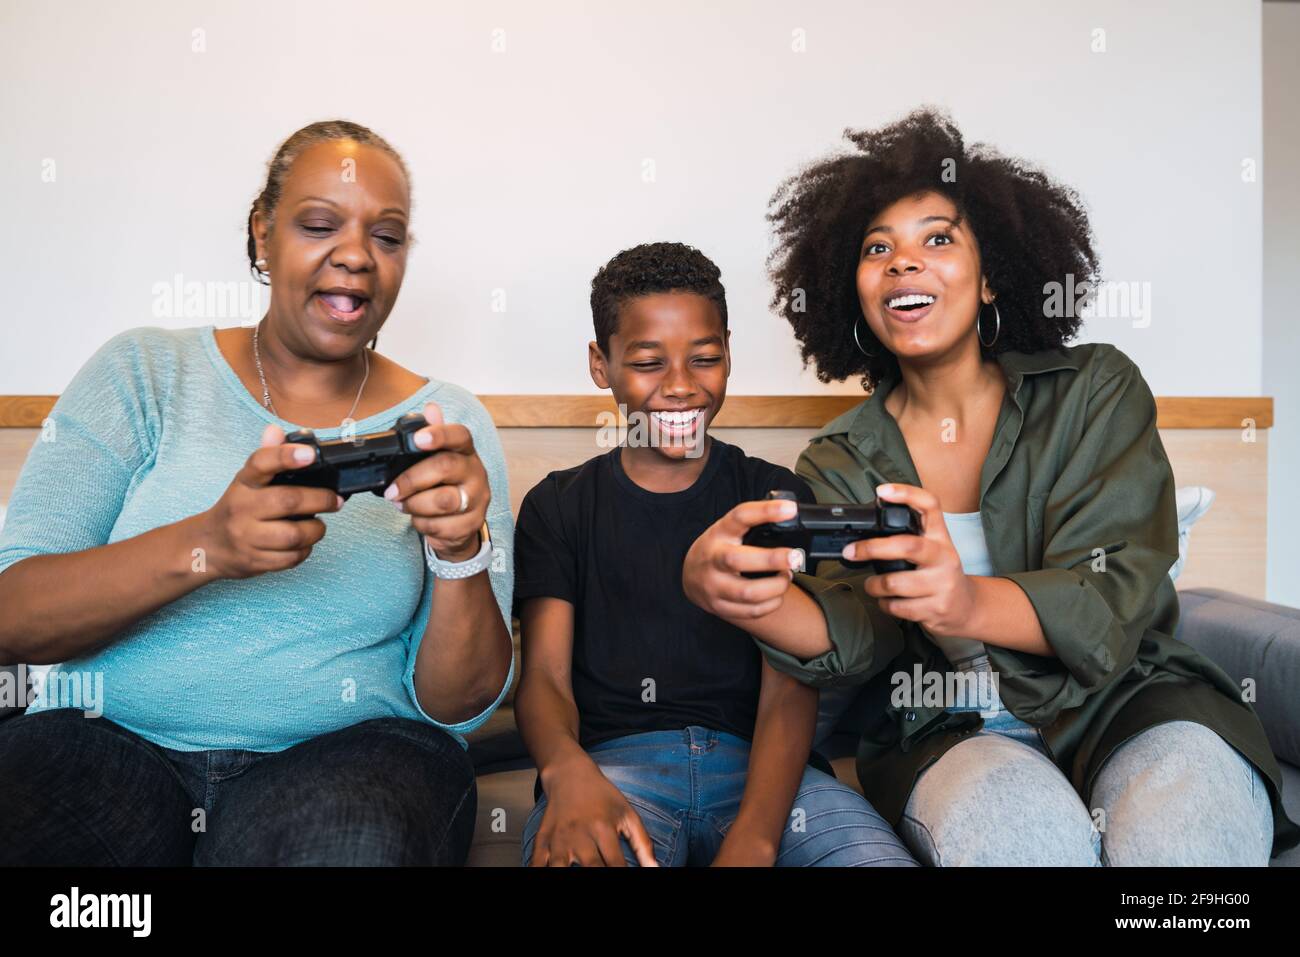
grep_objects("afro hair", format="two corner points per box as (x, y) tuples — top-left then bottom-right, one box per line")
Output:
(766, 106), (1100, 391)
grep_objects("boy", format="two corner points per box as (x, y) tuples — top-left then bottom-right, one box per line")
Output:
(512, 242), (915, 866)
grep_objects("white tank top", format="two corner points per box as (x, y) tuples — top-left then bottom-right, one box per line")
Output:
(930, 511), (1005, 712)
(930, 511), (994, 668)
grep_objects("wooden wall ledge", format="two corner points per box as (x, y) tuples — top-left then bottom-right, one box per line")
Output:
(0, 394), (1274, 430)
(480, 395), (1274, 429)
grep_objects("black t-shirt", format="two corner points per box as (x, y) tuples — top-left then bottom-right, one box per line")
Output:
(512, 437), (814, 749)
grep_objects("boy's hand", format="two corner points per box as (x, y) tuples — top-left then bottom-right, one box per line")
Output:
(530, 761), (659, 867)
(682, 498), (804, 620)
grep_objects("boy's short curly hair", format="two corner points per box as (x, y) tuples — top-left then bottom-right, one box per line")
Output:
(590, 242), (728, 355)
(766, 106), (1099, 391)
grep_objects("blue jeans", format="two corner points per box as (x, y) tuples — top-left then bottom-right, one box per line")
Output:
(521, 726), (917, 866)
(0, 708), (477, 865)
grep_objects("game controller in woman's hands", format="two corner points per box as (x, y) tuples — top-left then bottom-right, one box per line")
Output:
(741, 489), (922, 577)
(271, 411), (433, 502)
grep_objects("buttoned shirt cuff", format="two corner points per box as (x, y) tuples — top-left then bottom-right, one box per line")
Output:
(997, 568), (1123, 690)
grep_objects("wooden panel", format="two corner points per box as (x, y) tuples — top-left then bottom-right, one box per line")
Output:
(0, 425), (1270, 600)
(0, 430), (37, 501)
(0, 397), (58, 428)
(1154, 397), (1273, 430)
(0, 394), (1275, 429)
(480, 394), (867, 428)
(1160, 430), (1269, 599)
(493, 426), (1267, 597)
(493, 427), (820, 516)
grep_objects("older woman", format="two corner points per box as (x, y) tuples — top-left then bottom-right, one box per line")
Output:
(0, 120), (514, 865)
(684, 107), (1298, 865)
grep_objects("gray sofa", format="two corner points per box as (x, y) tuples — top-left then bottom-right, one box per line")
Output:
(1174, 588), (1300, 866)
(3, 586), (1297, 866)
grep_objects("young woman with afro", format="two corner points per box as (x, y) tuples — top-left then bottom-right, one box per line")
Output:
(684, 107), (1296, 865)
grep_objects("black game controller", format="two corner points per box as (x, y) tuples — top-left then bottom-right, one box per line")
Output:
(741, 489), (922, 577)
(270, 412), (433, 513)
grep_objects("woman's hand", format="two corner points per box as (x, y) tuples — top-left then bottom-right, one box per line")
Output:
(200, 423), (343, 580)
(384, 401), (490, 563)
(530, 759), (659, 867)
(842, 483), (978, 639)
(682, 497), (806, 620)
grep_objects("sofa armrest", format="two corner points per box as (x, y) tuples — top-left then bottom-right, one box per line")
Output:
(1175, 587), (1300, 767)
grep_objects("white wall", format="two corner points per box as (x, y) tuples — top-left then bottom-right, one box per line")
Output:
(0, 0), (1265, 399)
(1263, 0), (1300, 606)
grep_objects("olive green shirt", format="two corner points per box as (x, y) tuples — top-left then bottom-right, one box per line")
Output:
(759, 341), (1299, 857)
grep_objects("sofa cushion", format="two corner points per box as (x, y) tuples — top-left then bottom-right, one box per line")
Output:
(1170, 485), (1215, 581)
(467, 767), (536, 867)
(1273, 762), (1300, 867)
(1176, 588), (1300, 767)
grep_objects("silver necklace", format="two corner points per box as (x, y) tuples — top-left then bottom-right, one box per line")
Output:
(253, 320), (370, 423)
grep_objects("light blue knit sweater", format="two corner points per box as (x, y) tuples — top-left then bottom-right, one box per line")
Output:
(0, 325), (514, 751)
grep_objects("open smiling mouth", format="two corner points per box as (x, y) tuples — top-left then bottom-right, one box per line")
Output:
(884, 292), (937, 322)
(649, 407), (706, 439)
(315, 291), (370, 324)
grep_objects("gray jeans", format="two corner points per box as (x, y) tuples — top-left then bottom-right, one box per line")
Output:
(908, 713), (1272, 866)
(816, 689), (1274, 866)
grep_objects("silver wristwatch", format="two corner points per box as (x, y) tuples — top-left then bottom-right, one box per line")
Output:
(424, 522), (494, 580)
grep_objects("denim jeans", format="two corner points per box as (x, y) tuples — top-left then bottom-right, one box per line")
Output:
(0, 708), (477, 865)
(521, 726), (917, 866)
